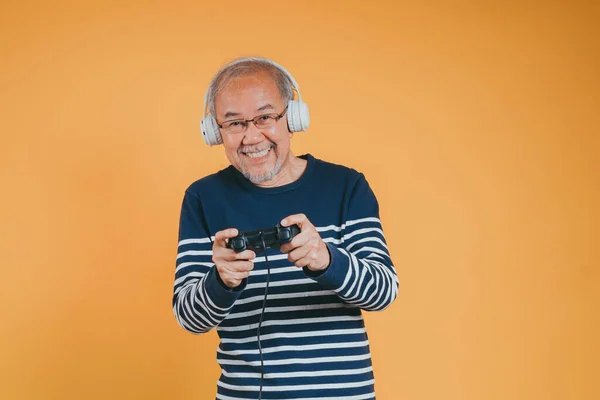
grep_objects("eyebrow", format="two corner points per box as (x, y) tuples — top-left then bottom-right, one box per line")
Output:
(222, 104), (276, 120)
(256, 103), (275, 113)
(223, 111), (241, 119)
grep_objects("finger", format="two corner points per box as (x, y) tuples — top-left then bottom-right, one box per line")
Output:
(233, 250), (256, 261)
(287, 245), (312, 264)
(212, 245), (235, 262)
(221, 269), (251, 281)
(218, 274), (242, 289)
(281, 214), (310, 230)
(295, 244), (326, 269)
(280, 231), (309, 253)
(213, 246), (254, 262)
(219, 270), (249, 286)
(292, 254), (313, 268)
(216, 264), (252, 284)
(225, 260), (255, 273)
(289, 231), (310, 249)
(214, 228), (239, 247)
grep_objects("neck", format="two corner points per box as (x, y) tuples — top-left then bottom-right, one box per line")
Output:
(255, 153), (307, 188)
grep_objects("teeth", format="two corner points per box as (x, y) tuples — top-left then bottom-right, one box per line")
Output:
(246, 148), (270, 158)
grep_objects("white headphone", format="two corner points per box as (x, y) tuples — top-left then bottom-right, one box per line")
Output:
(200, 58), (310, 146)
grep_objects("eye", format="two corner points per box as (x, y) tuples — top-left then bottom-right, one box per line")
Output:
(224, 121), (243, 128)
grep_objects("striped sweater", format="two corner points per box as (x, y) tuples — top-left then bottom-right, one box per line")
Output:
(173, 154), (399, 399)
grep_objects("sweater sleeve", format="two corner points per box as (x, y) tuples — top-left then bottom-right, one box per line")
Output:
(172, 190), (245, 334)
(304, 174), (399, 311)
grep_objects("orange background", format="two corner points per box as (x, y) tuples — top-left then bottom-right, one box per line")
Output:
(1, 1), (598, 399)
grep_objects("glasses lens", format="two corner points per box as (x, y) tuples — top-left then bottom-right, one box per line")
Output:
(222, 120), (246, 134)
(254, 115), (277, 128)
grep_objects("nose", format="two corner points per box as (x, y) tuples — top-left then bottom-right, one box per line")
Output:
(241, 123), (265, 145)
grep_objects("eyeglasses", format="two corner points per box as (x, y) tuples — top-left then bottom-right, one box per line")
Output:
(217, 106), (288, 134)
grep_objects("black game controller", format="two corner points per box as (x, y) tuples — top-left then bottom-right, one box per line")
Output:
(227, 224), (301, 253)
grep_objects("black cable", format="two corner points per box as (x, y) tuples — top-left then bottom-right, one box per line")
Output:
(257, 236), (270, 400)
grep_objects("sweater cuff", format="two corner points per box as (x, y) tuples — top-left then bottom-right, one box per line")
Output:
(303, 243), (349, 290)
(202, 266), (246, 309)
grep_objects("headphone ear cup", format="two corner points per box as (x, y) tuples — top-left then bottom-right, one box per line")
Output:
(200, 116), (222, 146)
(287, 100), (310, 132)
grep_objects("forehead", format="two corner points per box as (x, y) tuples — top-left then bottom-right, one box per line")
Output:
(214, 72), (283, 118)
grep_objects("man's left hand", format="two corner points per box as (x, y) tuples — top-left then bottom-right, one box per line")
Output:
(279, 214), (330, 272)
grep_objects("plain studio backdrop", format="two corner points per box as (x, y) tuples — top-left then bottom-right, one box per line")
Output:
(0, 1), (598, 399)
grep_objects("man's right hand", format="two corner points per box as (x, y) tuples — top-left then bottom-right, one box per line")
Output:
(212, 229), (256, 289)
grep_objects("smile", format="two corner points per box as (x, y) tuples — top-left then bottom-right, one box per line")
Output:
(244, 147), (272, 159)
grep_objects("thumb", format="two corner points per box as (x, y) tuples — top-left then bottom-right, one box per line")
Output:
(215, 228), (239, 247)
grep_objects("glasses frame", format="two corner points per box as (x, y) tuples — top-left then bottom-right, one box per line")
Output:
(217, 106), (288, 133)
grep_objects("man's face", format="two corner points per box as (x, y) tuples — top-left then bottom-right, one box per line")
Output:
(214, 71), (292, 185)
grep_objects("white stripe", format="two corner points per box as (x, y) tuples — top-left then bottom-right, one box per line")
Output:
(175, 261), (213, 275)
(252, 254), (289, 263)
(316, 217), (381, 234)
(218, 339), (369, 356)
(232, 289), (335, 306)
(345, 266), (369, 302)
(352, 246), (390, 258)
(316, 223), (343, 233)
(314, 232), (387, 248)
(175, 260), (298, 278)
(357, 259), (384, 309)
(346, 236), (388, 251)
(346, 282), (377, 308)
(346, 217), (380, 226)
(364, 252), (386, 261)
(173, 271), (205, 286)
(173, 302), (204, 334)
(245, 277), (314, 291)
(217, 378), (374, 392)
(226, 302), (349, 320)
(178, 237), (213, 246)
(179, 286), (212, 331)
(217, 393), (374, 400)
(371, 259), (396, 288)
(344, 227), (384, 242)
(178, 315), (205, 334)
(217, 315), (363, 332)
(360, 276), (377, 305)
(335, 249), (353, 293)
(219, 327), (366, 344)
(369, 261), (392, 310)
(340, 249), (360, 296)
(173, 277), (199, 296)
(218, 353), (371, 366)
(199, 278), (233, 313)
(249, 265), (298, 276)
(177, 249), (213, 259)
(197, 282), (231, 318)
(185, 297), (214, 329)
(221, 365), (372, 379)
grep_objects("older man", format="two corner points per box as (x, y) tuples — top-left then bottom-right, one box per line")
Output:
(173, 57), (398, 400)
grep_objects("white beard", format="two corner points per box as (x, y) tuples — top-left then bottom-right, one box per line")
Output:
(240, 155), (283, 184)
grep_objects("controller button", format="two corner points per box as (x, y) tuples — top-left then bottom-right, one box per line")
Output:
(280, 231), (291, 241)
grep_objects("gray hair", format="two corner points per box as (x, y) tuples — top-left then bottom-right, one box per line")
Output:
(206, 57), (294, 117)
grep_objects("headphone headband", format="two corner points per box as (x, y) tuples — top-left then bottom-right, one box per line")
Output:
(203, 57), (302, 117)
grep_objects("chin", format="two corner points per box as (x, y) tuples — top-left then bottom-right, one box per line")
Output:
(246, 173), (276, 184)
(241, 159), (282, 184)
